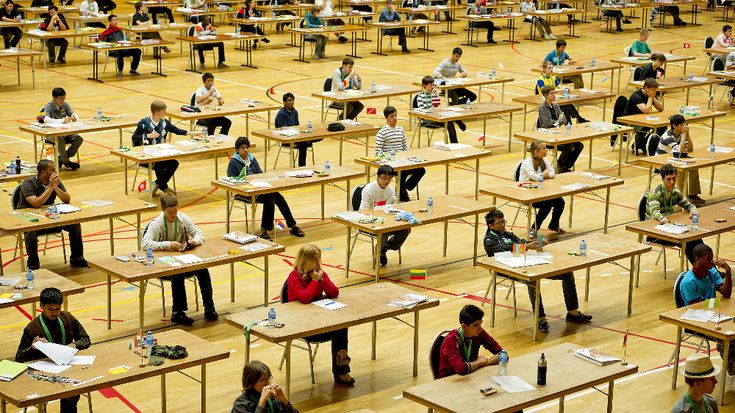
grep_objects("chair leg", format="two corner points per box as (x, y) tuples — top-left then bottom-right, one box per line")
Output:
(308, 342), (316, 384)
(278, 346), (287, 370)
(42, 234), (49, 256)
(193, 277), (199, 312)
(398, 248), (402, 264)
(310, 145), (316, 165)
(348, 233), (358, 261)
(160, 280), (167, 318)
(273, 145), (284, 170)
(131, 166), (139, 192)
(370, 236), (376, 269)
(511, 281), (517, 317)
(86, 391), (93, 413)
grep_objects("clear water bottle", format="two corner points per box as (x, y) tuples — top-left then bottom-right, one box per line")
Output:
(408, 13), (413, 22)
(390, 148), (396, 161)
(566, 122), (572, 135)
(26, 268), (34, 290)
(306, 120), (313, 133)
(370, 80), (376, 93)
(692, 213), (699, 230)
(427, 196), (433, 213)
(498, 350), (508, 375)
(590, 57), (596, 67)
(537, 167), (543, 189)
(679, 105), (685, 115)
(710, 144), (716, 159)
(325, 160), (331, 174)
(97, 107), (102, 120)
(145, 248), (155, 266)
(267, 307), (277, 327)
(689, 73), (694, 82)
(146, 330), (154, 347)
(49, 205), (58, 220)
(579, 239), (587, 257)
(465, 99), (471, 110)
(490, 68), (496, 78)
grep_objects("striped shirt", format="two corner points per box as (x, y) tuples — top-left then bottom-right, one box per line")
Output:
(375, 124), (407, 156)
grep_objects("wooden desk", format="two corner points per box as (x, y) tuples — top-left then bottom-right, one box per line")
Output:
(409, 101), (522, 151)
(523, 8), (586, 39)
(477, 232), (650, 340)
(411, 75), (515, 104)
(211, 165), (364, 232)
(480, 171), (624, 237)
(514, 121), (634, 174)
(66, 13), (111, 28)
(368, 20), (440, 55)
(611, 54), (696, 89)
(228, 15), (301, 40)
(703, 47), (735, 72)
(225, 282), (440, 397)
(167, 100), (279, 137)
(252, 122), (380, 170)
(660, 300), (735, 405)
(0, 171), (34, 183)
(616, 109), (726, 148)
(397, 5), (466, 33)
(79, 40), (174, 82)
(121, 22), (189, 53)
(457, 13), (523, 46)
(22, 5), (77, 17)
(0, 329), (229, 413)
(625, 202), (735, 274)
(628, 76), (719, 105)
(354, 145), (492, 198)
(27, 28), (103, 68)
(403, 342), (639, 412)
(331, 194), (493, 281)
(635, 149), (735, 196)
(512, 89), (615, 131)
(177, 33), (263, 71)
(312, 84), (415, 122)
(0, 269), (84, 315)
(289, 24), (368, 62)
(531, 62), (620, 93)
(596, 3), (655, 32)
(90, 238), (284, 330)
(0, 195), (156, 274)
(0, 48), (41, 88)
(110, 136), (235, 200)
(19, 116), (139, 171)
(649, 0), (707, 27)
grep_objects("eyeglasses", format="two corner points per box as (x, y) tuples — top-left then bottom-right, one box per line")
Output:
(491, 220), (506, 226)
(377, 175), (393, 182)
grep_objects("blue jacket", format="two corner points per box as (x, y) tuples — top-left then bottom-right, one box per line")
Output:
(275, 107), (299, 128)
(132, 117), (188, 146)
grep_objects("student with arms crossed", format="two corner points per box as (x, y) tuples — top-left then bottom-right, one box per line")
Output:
(671, 354), (721, 413)
(374, 106), (425, 202)
(537, 85), (583, 173)
(656, 115), (704, 205)
(226, 137), (305, 239)
(543, 39), (583, 89)
(330, 57), (364, 120)
(41, 5), (69, 64)
(274, 92), (320, 168)
(101, 15), (142, 77)
(16, 287), (90, 413)
(142, 193), (218, 326)
(231, 361), (299, 413)
(42, 87), (83, 170)
(437, 304), (503, 378)
(193, 72), (232, 136)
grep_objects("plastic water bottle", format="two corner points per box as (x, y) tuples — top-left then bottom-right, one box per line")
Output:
(579, 239), (587, 257)
(145, 248), (155, 266)
(490, 68), (496, 78)
(146, 330), (154, 347)
(26, 268), (34, 290)
(692, 213), (699, 230)
(498, 350), (509, 375)
(689, 73), (694, 82)
(537, 353), (547, 385)
(679, 105), (685, 115)
(15, 156), (21, 174)
(390, 148), (396, 161)
(49, 205), (58, 220)
(306, 120), (313, 133)
(370, 80), (376, 93)
(590, 57), (596, 67)
(465, 99), (471, 110)
(566, 122), (572, 135)
(710, 144), (716, 159)
(267, 307), (277, 327)
(325, 160), (331, 174)
(537, 167), (543, 189)
(427, 196), (433, 213)
(408, 13), (413, 22)
(97, 106), (102, 120)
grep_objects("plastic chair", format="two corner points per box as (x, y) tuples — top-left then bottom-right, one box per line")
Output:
(299, 18), (317, 58)
(429, 330), (450, 380)
(703, 36), (715, 74)
(348, 184), (401, 268)
(609, 95), (629, 153)
(322, 77), (345, 121)
(11, 185), (67, 264)
(637, 193), (680, 282)
(668, 271), (711, 365)
(187, 25), (216, 69)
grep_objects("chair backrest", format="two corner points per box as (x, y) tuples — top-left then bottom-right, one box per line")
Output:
(280, 280), (289, 304)
(673, 271), (689, 308)
(190, 93), (196, 106)
(713, 56), (726, 72)
(705, 36), (714, 53)
(612, 95), (628, 123)
(299, 18), (306, 28)
(11, 185), (21, 210)
(624, 45), (632, 57)
(323, 77), (332, 93)
(633, 66), (644, 81)
(534, 116), (542, 130)
(412, 93), (419, 109)
(645, 133), (661, 156)
(352, 184), (366, 211)
(514, 162), (522, 182)
(187, 25), (196, 36)
(637, 193), (648, 222)
(429, 330), (450, 380)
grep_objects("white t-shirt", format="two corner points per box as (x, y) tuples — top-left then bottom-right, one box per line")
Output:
(315, 0), (334, 16)
(194, 85), (221, 107)
(80, 0), (100, 14)
(359, 181), (396, 210)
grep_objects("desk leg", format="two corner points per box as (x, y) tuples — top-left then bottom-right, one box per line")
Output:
(371, 320), (377, 360)
(263, 256), (269, 306)
(1, 399), (5, 413)
(413, 311), (420, 377)
(251, 195), (257, 235)
(230, 262), (235, 303)
(15, 56), (19, 86)
(507, 113), (512, 152)
(321, 184), (325, 220)
(443, 221), (448, 257)
(161, 374), (167, 413)
(553, 147), (558, 172)
(124, 159), (128, 195)
(285, 340), (292, 399)
(585, 268), (590, 301)
(636, 234), (643, 287)
(716, 234), (721, 260)
(107, 274), (112, 330)
(604, 187), (611, 234)
(532, 280), (540, 341)
(568, 194), (573, 229)
(671, 327), (683, 388)
(375, 234), (382, 282)
(109, 218), (114, 256)
(473, 214), (479, 266)
(527, 204), (533, 239)
(647, 166), (653, 192)
(475, 158), (480, 200)
(445, 164), (449, 195)
(345, 227), (351, 278)
(139, 280), (145, 331)
(245, 331), (251, 364)
(490, 270), (497, 327)
(559, 395), (565, 413)
(710, 165), (715, 196)
(148, 164), (153, 202)
(628, 255), (635, 314)
(721, 340), (729, 405)
(339, 137), (344, 166)
(680, 241), (687, 273)
(346, 179), (351, 210)
(33, 134), (38, 163)
(225, 192), (231, 233)
(88, 50), (102, 83)
(618, 135), (623, 176)
(201, 365), (207, 413)
(602, 99), (607, 121)
(710, 118), (715, 145)
(588, 139), (593, 169)
(606, 380), (614, 413)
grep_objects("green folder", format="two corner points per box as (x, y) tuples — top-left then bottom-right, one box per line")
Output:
(0, 359), (28, 381)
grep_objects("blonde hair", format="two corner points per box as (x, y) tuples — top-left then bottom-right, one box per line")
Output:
(311, 4), (321, 13)
(294, 244), (321, 275)
(639, 28), (649, 36)
(541, 60), (552, 70)
(160, 193), (178, 209)
(528, 140), (546, 154)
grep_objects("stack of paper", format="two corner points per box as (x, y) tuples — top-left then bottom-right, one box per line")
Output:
(224, 231), (258, 244)
(654, 223), (689, 234)
(561, 182), (590, 190)
(680, 308), (732, 323)
(494, 253), (550, 268)
(273, 128), (299, 137)
(312, 298), (347, 310)
(81, 199), (114, 207)
(0, 359), (28, 381)
(573, 348), (621, 366)
(285, 170), (314, 178)
(242, 242), (270, 252)
(490, 376), (536, 393)
(333, 211), (369, 222)
(581, 172), (611, 180)
(55, 204), (81, 214)
(434, 142), (472, 151)
(174, 254), (204, 264)
(386, 294), (428, 309)
(35, 342), (78, 365)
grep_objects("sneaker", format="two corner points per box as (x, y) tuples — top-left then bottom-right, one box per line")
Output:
(548, 34), (557, 40)
(577, 117), (589, 123)
(729, 92), (734, 106)
(289, 226), (305, 237)
(163, 47), (172, 53)
(259, 231), (271, 240)
(379, 249), (387, 266)
(457, 120), (467, 131)
(64, 161), (80, 171)
(151, 182), (159, 197)
(402, 47), (411, 53)
(487, 39), (496, 44)
(543, 33), (550, 40)
(58, 57), (66, 64)
(262, 37), (270, 43)
(163, 187), (176, 194)
(129, 70), (140, 75)
(117, 70), (123, 78)
(217, 62), (229, 68)
(48, 59), (55, 65)
(252, 41), (258, 49)
(171, 311), (194, 326)
(338, 35), (348, 43)
(616, 27), (623, 32)
(623, 18), (632, 24)
(204, 309), (219, 321)
(538, 318), (550, 333)
(334, 373), (355, 385)
(566, 312), (593, 323)
(529, 227), (536, 239)
(70, 258), (88, 268)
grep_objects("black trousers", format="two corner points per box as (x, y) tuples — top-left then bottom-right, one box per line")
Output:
(560, 104), (580, 121)
(109, 49), (141, 71)
(526, 272), (578, 317)
(470, 21), (495, 41)
(25, 224), (84, 268)
(448, 88), (477, 105)
(646, 237), (703, 265)
(306, 328), (350, 375)
(532, 197), (565, 231)
(46, 38), (68, 61)
(256, 192), (296, 231)
(399, 167), (425, 200)
(604, 10), (623, 29)
(60, 395), (80, 413)
(282, 140), (321, 166)
(197, 116), (231, 135)
(381, 229), (410, 251)
(1, 27), (22, 48)
(383, 27), (407, 46)
(341, 101), (363, 120)
(196, 42), (225, 64)
(149, 6), (174, 23)
(167, 268), (215, 312)
(241, 24), (266, 36)
(96, 0), (116, 12)
(556, 142), (583, 171)
(425, 121), (458, 143)
(152, 159), (178, 190)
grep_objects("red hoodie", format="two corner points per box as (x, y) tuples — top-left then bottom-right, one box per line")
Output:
(286, 269), (339, 304)
(100, 25), (121, 41)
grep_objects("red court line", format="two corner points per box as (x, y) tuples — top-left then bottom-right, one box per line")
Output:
(91, 317), (125, 323)
(14, 305), (32, 320)
(98, 387), (142, 413)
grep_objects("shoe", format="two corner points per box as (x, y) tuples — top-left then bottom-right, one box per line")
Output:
(334, 373), (355, 386)
(728, 92), (734, 106)
(58, 57), (66, 64)
(399, 189), (410, 202)
(199, 62), (205, 69)
(70, 258), (88, 268)
(566, 312), (593, 323)
(27, 262), (40, 270)
(117, 70), (123, 78)
(338, 35), (348, 43)
(163, 47), (171, 53)
(48, 59), (55, 65)
(577, 117), (589, 123)
(616, 27), (623, 32)
(262, 37), (270, 43)
(259, 231), (271, 240)
(623, 18), (632, 24)
(537, 318), (550, 333)
(163, 187), (176, 194)
(543, 33), (550, 40)
(289, 226), (305, 237)
(417, 27), (425, 33)
(171, 312), (195, 326)
(548, 227), (566, 234)
(217, 62), (229, 68)
(548, 34), (557, 40)
(151, 183), (159, 197)
(559, 167), (573, 173)
(65, 161), (80, 171)
(379, 249), (387, 266)
(204, 309), (219, 321)
(457, 120), (467, 131)
(529, 227), (536, 239)
(402, 47), (411, 53)
(252, 41), (258, 49)
(487, 39), (496, 44)
(689, 195), (705, 205)
(130, 70), (140, 75)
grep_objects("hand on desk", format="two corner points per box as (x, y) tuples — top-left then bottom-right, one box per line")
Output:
(169, 241), (183, 251)
(658, 217), (669, 224)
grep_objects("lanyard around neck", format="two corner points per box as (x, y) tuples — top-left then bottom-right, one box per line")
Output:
(458, 327), (472, 362)
(39, 315), (66, 345)
(248, 393), (275, 413)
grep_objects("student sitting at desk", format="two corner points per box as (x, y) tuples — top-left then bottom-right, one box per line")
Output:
(521, 140), (566, 237)
(466, 0), (496, 44)
(194, 16), (228, 69)
(232, 361), (300, 413)
(286, 244), (354, 385)
(148, 0), (175, 24)
(433, 47), (476, 108)
(712, 24), (732, 63)
(646, 163), (702, 265)
(374, 106), (425, 202)
(438, 304), (503, 378)
(544, 39), (584, 89)
(17, 159), (87, 270)
(236, 0), (271, 48)
(193, 72), (232, 136)
(315, 0), (349, 43)
(96, 0), (116, 14)
(379, 0), (410, 53)
(41, 5), (69, 64)
(0, 0), (23, 48)
(274, 92), (320, 168)
(416, 75), (459, 143)
(537, 86), (583, 173)
(227, 137), (305, 239)
(79, 0), (105, 28)
(101, 15), (142, 77)
(536, 61), (587, 124)
(304, 5), (327, 59)
(142, 193), (218, 325)
(597, 0), (631, 32)
(656, 115), (704, 205)
(652, 0), (686, 27)
(330, 57), (364, 120)
(42, 87), (83, 171)
(519, 0), (555, 40)
(16, 287), (91, 413)
(636, 53), (666, 81)
(132, 2), (172, 55)
(624, 78), (665, 150)
(132, 100), (203, 196)
(671, 354), (721, 413)
(629, 29), (655, 58)
(483, 210), (590, 333)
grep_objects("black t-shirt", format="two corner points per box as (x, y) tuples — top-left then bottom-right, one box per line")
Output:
(17, 176), (67, 210)
(639, 63), (664, 81)
(624, 89), (647, 116)
(42, 13), (68, 31)
(0, 7), (20, 20)
(132, 12), (149, 25)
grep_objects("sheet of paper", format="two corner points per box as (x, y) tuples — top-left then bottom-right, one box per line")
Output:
(81, 199), (114, 207)
(285, 170), (314, 177)
(680, 308), (715, 322)
(33, 342), (78, 365)
(490, 376), (536, 393)
(27, 361), (71, 374)
(561, 182), (590, 191)
(176, 139), (198, 146)
(249, 181), (273, 188)
(654, 223), (689, 234)
(273, 128), (299, 137)
(156, 143), (175, 149)
(581, 172), (611, 180)
(68, 355), (95, 365)
(333, 211), (369, 222)
(241, 242), (270, 252)
(312, 298), (347, 310)
(715, 146), (734, 153)
(0, 277), (20, 286)
(157, 256), (181, 267)
(494, 255), (550, 268)
(174, 254), (203, 264)
(55, 204), (81, 214)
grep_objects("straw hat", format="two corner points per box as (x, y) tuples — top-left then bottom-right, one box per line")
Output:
(682, 353), (720, 379)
